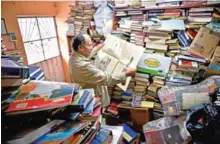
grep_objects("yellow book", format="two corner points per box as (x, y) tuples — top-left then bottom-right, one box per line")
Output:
(141, 101), (154, 108)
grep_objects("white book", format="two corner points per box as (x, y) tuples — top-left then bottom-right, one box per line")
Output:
(145, 43), (168, 51)
(136, 73), (150, 79)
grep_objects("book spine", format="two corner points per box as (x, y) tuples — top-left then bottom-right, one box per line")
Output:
(177, 31), (190, 47)
(1, 66), (29, 79)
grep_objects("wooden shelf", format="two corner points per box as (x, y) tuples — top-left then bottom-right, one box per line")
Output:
(114, 3), (220, 12)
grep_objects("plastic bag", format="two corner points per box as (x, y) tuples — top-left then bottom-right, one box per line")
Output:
(186, 88), (220, 144)
(143, 117), (191, 144)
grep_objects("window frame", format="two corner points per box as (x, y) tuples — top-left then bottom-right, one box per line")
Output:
(17, 16), (61, 64)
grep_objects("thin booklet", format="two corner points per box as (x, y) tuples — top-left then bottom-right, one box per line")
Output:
(95, 34), (144, 91)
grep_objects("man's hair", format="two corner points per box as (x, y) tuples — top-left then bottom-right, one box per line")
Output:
(72, 33), (86, 51)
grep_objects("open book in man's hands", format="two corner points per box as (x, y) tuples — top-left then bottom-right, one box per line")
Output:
(95, 34), (144, 91)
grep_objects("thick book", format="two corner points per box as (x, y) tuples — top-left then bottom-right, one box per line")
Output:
(6, 81), (79, 113)
(122, 123), (137, 143)
(1, 59), (29, 79)
(137, 53), (172, 77)
(6, 120), (64, 144)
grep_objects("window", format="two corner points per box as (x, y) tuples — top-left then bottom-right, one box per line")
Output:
(18, 17), (60, 64)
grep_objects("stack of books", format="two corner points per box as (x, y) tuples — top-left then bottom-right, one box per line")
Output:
(156, 0), (183, 7)
(186, 7), (214, 29)
(130, 31), (145, 46)
(183, 0), (207, 5)
(67, 1), (95, 35)
(134, 72), (150, 94)
(141, 0), (157, 8)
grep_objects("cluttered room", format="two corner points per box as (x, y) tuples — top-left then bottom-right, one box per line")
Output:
(1, 0), (220, 143)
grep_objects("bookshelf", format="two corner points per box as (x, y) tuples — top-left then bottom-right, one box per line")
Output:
(114, 3), (220, 12)
(112, 3), (220, 30)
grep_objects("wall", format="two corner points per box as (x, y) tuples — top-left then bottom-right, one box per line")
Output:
(1, 1), (72, 82)
(55, 1), (73, 82)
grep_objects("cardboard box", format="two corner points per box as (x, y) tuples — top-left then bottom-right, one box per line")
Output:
(189, 27), (220, 59)
(206, 46), (220, 76)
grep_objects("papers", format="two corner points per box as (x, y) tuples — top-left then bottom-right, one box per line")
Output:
(96, 35), (144, 91)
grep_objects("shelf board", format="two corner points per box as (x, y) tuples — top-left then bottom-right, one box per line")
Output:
(114, 3), (220, 12)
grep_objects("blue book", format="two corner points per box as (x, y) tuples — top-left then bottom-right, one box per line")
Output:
(91, 128), (112, 144)
(1, 59), (29, 79)
(30, 70), (44, 80)
(122, 123), (137, 143)
(176, 30), (191, 47)
(121, 91), (133, 96)
(28, 65), (42, 78)
(78, 89), (94, 109)
(64, 89), (94, 112)
(82, 98), (94, 115)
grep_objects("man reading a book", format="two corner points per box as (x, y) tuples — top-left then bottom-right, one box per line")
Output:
(69, 34), (136, 107)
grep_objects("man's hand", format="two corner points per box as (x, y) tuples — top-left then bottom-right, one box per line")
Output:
(96, 42), (104, 50)
(125, 68), (136, 77)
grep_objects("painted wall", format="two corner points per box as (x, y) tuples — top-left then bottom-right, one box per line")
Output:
(1, 1), (72, 82)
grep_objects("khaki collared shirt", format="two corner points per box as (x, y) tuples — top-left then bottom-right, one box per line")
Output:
(69, 52), (126, 107)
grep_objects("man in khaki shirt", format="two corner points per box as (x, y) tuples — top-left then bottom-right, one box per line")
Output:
(69, 34), (136, 107)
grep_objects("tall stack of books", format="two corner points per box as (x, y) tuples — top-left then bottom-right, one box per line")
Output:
(67, 1), (95, 35)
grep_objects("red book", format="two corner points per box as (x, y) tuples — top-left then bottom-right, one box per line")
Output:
(178, 60), (198, 68)
(107, 101), (119, 115)
(6, 81), (78, 113)
(186, 29), (197, 40)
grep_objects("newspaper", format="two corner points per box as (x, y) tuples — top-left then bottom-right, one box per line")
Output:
(95, 34), (144, 91)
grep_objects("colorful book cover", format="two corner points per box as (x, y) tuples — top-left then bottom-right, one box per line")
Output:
(35, 121), (88, 143)
(137, 53), (171, 77)
(6, 81), (78, 113)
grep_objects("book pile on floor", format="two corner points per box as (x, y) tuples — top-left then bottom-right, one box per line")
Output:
(66, 1), (95, 35)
